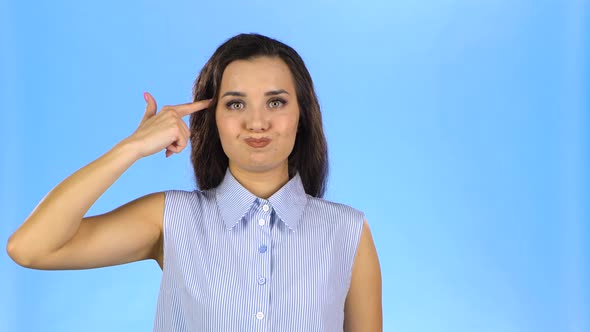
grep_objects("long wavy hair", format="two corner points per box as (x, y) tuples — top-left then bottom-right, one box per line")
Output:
(190, 33), (328, 198)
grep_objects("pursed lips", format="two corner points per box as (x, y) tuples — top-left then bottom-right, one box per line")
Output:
(244, 137), (272, 148)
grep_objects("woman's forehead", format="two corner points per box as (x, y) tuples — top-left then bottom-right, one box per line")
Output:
(220, 57), (295, 94)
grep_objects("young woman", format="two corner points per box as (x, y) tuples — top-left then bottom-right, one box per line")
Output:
(7, 33), (382, 331)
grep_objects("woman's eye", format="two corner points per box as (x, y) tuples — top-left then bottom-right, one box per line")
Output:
(269, 99), (286, 108)
(226, 101), (244, 110)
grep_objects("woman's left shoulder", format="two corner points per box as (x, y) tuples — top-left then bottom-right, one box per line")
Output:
(306, 196), (366, 224)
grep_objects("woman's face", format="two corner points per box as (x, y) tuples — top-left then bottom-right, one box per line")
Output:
(216, 56), (300, 174)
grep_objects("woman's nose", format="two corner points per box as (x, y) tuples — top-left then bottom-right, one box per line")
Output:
(245, 106), (270, 131)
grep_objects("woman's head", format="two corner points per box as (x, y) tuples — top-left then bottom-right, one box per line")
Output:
(190, 33), (328, 197)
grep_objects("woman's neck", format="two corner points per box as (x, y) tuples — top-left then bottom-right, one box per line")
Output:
(228, 163), (290, 199)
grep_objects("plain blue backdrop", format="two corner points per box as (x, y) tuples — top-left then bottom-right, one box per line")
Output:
(1, 0), (588, 331)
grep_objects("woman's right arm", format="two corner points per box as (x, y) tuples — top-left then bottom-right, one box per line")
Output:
(6, 93), (211, 270)
(6, 140), (164, 270)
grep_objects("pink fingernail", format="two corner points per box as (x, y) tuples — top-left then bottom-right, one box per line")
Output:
(144, 92), (149, 102)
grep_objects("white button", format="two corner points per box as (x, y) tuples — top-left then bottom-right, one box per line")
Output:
(258, 219), (265, 226)
(262, 204), (269, 212)
(256, 311), (264, 320)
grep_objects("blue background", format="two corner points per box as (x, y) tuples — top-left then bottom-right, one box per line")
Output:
(1, 0), (588, 331)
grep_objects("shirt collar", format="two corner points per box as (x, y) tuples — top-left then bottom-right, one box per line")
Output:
(215, 168), (308, 231)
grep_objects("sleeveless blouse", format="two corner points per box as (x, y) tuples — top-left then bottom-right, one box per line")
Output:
(153, 168), (365, 331)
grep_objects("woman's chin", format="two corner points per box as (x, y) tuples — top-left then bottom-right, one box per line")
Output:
(231, 158), (287, 174)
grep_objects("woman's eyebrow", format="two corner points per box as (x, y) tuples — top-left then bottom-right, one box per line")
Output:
(221, 91), (246, 98)
(265, 89), (289, 96)
(221, 89), (290, 98)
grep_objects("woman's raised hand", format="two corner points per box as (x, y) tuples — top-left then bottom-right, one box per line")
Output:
(126, 92), (212, 159)
(6, 91), (211, 271)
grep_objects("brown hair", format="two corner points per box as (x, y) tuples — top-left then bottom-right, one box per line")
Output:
(190, 33), (328, 198)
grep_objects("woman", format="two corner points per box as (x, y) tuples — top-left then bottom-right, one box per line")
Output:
(7, 33), (382, 331)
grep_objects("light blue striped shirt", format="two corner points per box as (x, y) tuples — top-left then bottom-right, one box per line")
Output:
(153, 168), (365, 331)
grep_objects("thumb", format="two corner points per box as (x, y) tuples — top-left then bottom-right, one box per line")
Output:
(142, 92), (158, 121)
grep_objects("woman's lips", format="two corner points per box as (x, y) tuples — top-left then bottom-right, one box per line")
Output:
(244, 138), (271, 148)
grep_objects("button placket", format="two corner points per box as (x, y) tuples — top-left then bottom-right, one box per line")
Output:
(254, 199), (272, 324)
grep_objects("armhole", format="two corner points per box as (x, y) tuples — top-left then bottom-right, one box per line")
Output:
(344, 210), (366, 294)
(160, 190), (176, 271)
